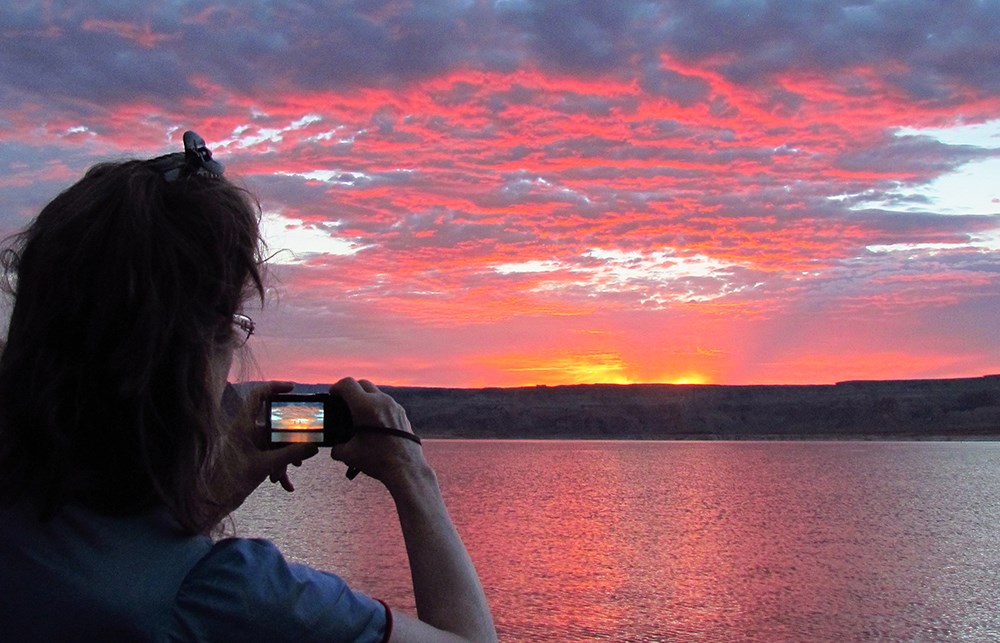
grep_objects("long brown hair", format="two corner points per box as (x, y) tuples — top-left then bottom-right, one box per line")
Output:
(0, 159), (264, 534)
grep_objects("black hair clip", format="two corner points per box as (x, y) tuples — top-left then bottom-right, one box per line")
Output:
(146, 130), (224, 181)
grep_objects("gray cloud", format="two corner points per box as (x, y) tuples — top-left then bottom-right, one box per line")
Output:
(4, 0), (1000, 113)
(834, 133), (999, 179)
(661, 0), (1000, 98)
(639, 66), (712, 106)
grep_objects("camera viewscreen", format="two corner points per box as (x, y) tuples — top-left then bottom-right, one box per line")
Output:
(270, 400), (325, 443)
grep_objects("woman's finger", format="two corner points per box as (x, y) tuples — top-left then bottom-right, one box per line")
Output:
(246, 380), (295, 412)
(332, 378), (382, 415)
(265, 443), (319, 471)
(260, 444), (317, 493)
(232, 381), (295, 448)
(331, 377), (362, 401)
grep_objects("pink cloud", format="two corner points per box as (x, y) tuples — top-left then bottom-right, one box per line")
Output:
(2, 3), (999, 385)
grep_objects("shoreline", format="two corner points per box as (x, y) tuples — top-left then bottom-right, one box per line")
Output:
(418, 434), (1000, 441)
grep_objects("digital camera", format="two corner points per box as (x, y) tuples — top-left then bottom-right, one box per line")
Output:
(267, 393), (353, 447)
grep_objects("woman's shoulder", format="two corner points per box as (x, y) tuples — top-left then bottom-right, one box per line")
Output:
(173, 536), (390, 642)
(0, 504), (215, 640)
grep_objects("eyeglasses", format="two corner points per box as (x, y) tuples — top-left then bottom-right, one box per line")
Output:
(232, 313), (255, 347)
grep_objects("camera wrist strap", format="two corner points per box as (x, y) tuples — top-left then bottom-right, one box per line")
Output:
(353, 425), (423, 444)
(345, 426), (423, 480)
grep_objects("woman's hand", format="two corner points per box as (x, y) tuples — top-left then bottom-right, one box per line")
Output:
(221, 381), (320, 506)
(328, 377), (426, 486)
(328, 379), (498, 642)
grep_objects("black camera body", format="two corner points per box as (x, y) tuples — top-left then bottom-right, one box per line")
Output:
(267, 393), (353, 447)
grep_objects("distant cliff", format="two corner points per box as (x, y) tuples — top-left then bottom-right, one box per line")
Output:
(379, 375), (1000, 440)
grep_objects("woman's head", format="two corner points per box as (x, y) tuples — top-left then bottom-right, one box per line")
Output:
(0, 137), (264, 532)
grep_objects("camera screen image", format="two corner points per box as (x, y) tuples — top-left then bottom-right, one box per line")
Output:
(270, 400), (325, 443)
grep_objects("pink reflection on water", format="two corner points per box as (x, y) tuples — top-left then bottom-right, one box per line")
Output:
(235, 441), (1000, 641)
(430, 441), (1000, 641)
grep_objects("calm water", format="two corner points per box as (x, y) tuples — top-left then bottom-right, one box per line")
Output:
(233, 441), (1000, 641)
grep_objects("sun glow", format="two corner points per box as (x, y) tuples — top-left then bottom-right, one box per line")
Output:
(474, 349), (718, 386)
(484, 351), (633, 386)
(665, 373), (712, 385)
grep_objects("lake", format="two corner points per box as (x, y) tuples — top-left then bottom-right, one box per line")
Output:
(233, 441), (1000, 641)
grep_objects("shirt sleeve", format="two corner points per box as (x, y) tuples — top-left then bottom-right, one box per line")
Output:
(169, 537), (389, 643)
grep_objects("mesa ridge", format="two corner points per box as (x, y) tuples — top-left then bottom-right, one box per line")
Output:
(371, 375), (1000, 440)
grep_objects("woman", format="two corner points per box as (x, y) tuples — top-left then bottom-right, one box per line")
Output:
(0, 132), (496, 642)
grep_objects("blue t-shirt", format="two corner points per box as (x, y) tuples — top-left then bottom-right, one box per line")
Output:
(0, 504), (390, 642)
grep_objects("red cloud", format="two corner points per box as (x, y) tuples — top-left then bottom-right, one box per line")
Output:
(4, 14), (1000, 385)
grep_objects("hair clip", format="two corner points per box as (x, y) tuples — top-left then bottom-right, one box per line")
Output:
(146, 130), (225, 181)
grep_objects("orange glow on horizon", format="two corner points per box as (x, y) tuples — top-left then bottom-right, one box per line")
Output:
(664, 373), (712, 386)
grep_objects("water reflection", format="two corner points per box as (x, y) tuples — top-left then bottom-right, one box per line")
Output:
(235, 441), (1000, 641)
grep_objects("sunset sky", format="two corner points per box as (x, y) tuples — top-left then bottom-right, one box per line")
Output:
(2, 1), (998, 387)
